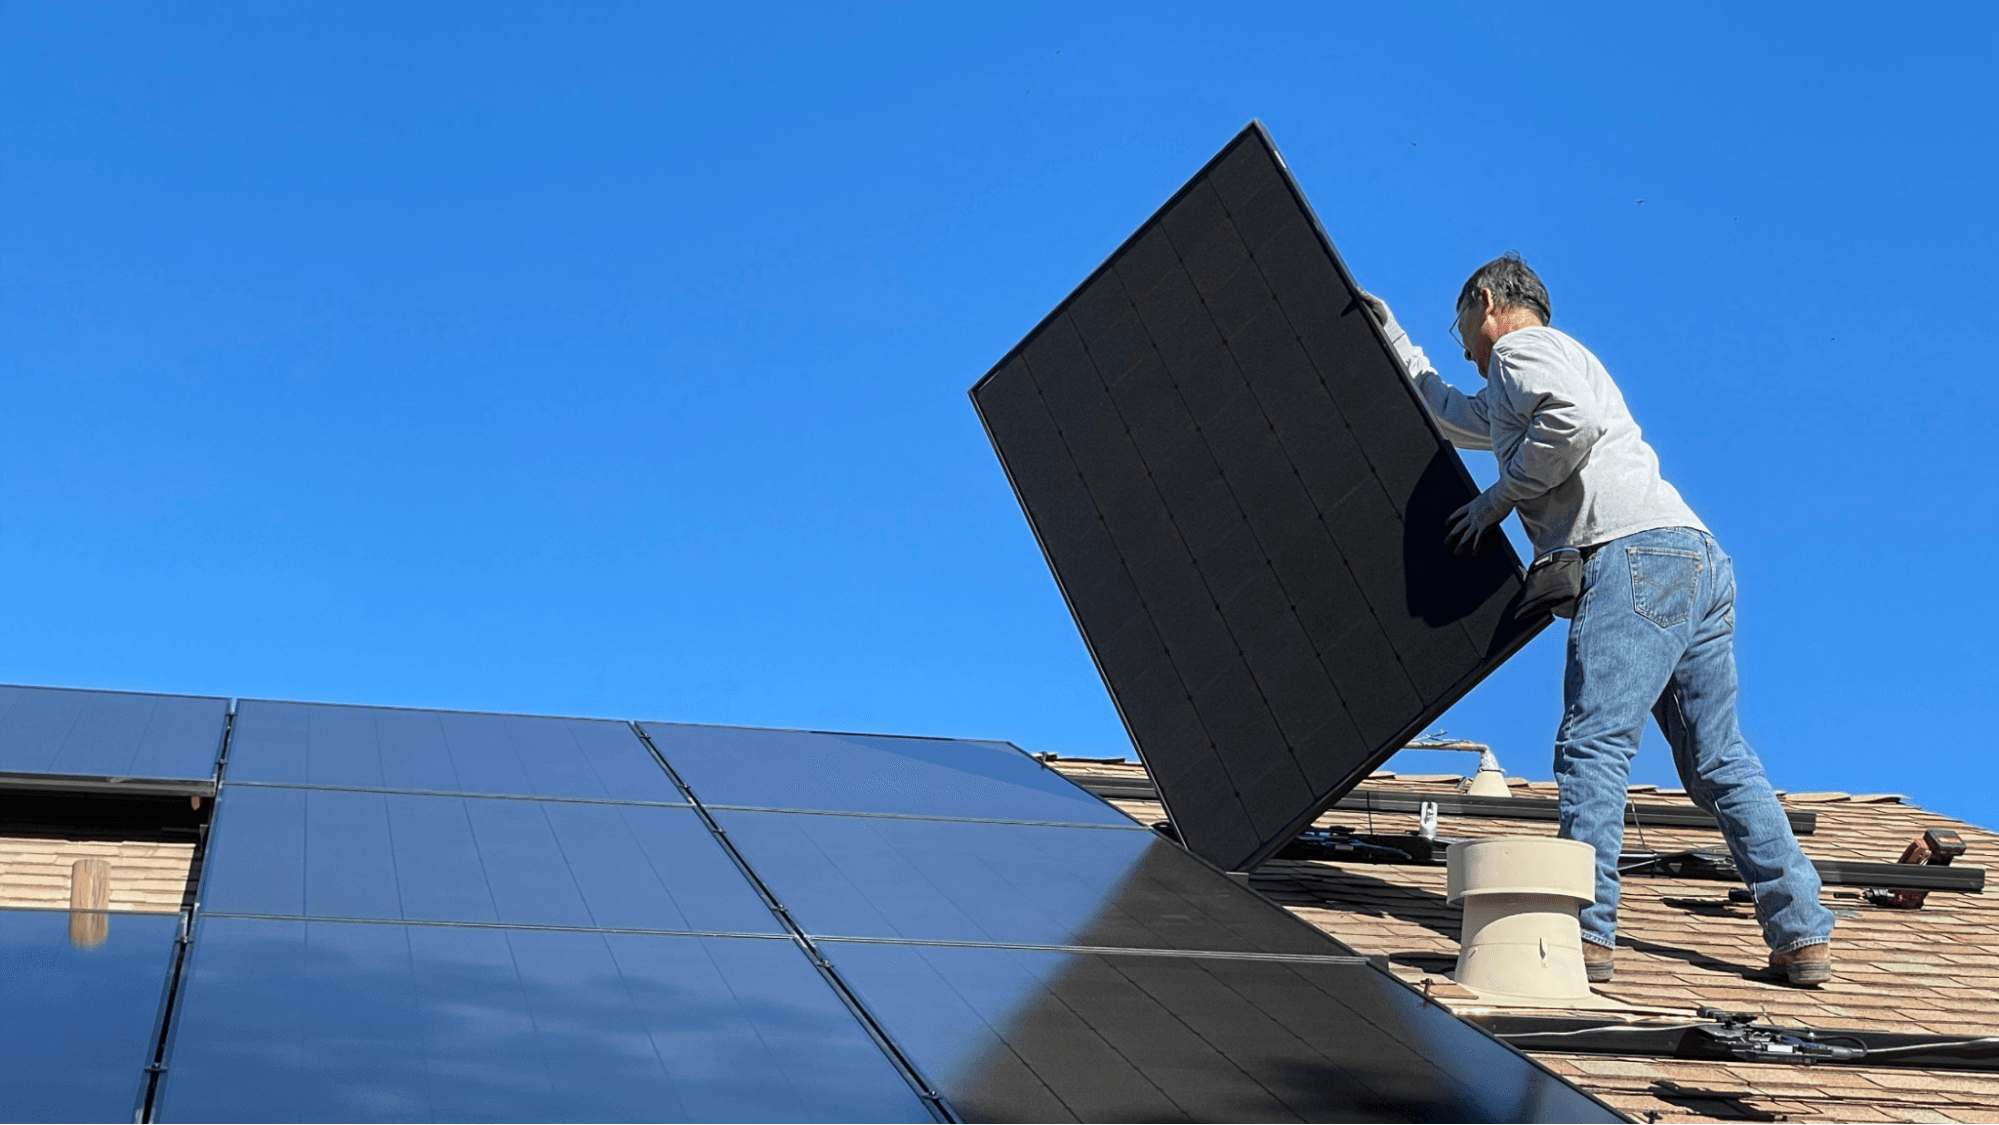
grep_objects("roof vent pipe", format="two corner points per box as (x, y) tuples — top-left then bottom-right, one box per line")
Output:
(1447, 837), (1597, 1004)
(69, 858), (110, 948)
(1464, 748), (1511, 797)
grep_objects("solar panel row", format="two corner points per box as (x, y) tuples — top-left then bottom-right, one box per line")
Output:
(0, 684), (1614, 1122)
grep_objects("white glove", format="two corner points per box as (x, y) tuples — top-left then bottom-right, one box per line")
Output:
(1446, 485), (1514, 557)
(1358, 289), (1437, 380)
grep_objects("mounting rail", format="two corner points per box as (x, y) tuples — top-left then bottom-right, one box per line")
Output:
(1074, 777), (1817, 834)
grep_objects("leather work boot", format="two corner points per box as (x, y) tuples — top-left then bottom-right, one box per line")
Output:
(1769, 942), (1833, 986)
(1582, 941), (1615, 983)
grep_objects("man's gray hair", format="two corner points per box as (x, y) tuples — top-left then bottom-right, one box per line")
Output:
(1457, 252), (1551, 325)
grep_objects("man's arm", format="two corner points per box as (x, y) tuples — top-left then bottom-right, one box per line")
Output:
(1489, 333), (1604, 505)
(1412, 371), (1497, 451)
(1360, 291), (1494, 450)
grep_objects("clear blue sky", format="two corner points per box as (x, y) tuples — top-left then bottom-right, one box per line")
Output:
(3, 4), (1994, 826)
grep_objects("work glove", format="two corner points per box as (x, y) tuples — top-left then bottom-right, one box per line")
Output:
(1357, 289), (1436, 380)
(1445, 485), (1513, 558)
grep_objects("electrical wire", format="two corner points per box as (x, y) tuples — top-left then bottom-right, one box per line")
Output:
(1493, 1022), (1710, 1039)
(1860, 1036), (1999, 1056)
(1494, 1023), (1999, 1061)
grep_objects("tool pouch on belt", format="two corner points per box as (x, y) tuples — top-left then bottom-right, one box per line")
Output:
(1520, 547), (1584, 619)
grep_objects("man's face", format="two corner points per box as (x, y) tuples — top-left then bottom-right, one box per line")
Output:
(1453, 291), (1496, 378)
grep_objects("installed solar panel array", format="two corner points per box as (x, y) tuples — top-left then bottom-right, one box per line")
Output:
(971, 123), (1545, 873)
(0, 683), (1615, 1122)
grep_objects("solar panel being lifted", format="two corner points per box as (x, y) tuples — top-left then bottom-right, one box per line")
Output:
(970, 122), (1547, 873)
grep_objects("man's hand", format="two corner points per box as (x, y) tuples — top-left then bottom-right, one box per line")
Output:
(1357, 289), (1435, 380)
(1446, 487), (1514, 557)
(1358, 289), (1396, 330)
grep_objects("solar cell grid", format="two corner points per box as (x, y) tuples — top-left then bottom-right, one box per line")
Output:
(706, 809), (1338, 955)
(156, 919), (931, 1124)
(821, 943), (1619, 1124)
(226, 700), (679, 803)
(0, 684), (228, 786)
(0, 908), (179, 1123)
(200, 786), (777, 934)
(971, 122), (1546, 872)
(639, 721), (1130, 826)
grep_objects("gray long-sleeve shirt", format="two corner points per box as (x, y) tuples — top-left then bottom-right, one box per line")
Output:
(1405, 326), (1705, 557)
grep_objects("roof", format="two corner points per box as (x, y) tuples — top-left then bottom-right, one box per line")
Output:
(1052, 756), (1999, 1124)
(10, 675), (1986, 1121)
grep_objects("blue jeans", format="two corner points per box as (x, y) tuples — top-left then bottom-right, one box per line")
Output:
(1554, 527), (1834, 955)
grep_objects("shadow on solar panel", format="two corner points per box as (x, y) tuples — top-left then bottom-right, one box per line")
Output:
(970, 122), (1549, 874)
(828, 943), (1615, 1123)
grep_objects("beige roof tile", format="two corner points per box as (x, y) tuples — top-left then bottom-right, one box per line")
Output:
(1570, 1058), (1667, 1078)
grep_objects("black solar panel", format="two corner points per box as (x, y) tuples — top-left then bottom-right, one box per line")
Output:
(970, 123), (1546, 872)
(227, 700), (680, 802)
(705, 810), (1338, 954)
(0, 684), (228, 791)
(639, 721), (1129, 825)
(201, 786), (776, 933)
(157, 919), (931, 1123)
(0, 909), (180, 1122)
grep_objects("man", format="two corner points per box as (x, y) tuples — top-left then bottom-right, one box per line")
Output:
(1363, 254), (1835, 985)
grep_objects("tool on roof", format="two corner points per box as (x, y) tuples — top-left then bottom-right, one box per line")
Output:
(1864, 828), (1967, 909)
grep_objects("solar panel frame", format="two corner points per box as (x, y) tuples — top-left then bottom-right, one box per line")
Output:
(970, 122), (1547, 872)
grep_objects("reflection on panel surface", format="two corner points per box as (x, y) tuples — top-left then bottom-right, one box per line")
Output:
(969, 124), (1545, 872)
(711, 810), (1342, 955)
(0, 684), (227, 782)
(203, 787), (778, 934)
(227, 701), (678, 802)
(157, 918), (931, 1124)
(823, 942), (1618, 1124)
(0, 908), (178, 1123)
(642, 722), (1127, 826)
